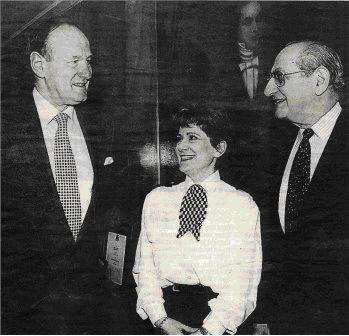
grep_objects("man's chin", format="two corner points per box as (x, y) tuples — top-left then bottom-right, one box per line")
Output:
(275, 108), (287, 120)
(72, 95), (88, 105)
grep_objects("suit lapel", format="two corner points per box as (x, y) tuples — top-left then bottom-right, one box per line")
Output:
(23, 99), (75, 245)
(300, 110), (349, 233)
(73, 104), (104, 241)
(309, 111), (347, 189)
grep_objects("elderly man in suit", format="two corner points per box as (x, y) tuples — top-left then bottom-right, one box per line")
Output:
(254, 40), (349, 334)
(1, 21), (134, 334)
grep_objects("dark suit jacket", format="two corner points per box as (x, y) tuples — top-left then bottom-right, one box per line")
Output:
(1, 91), (124, 332)
(247, 107), (349, 334)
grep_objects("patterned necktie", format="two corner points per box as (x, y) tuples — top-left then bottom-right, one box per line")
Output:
(177, 184), (208, 241)
(54, 112), (82, 241)
(285, 128), (314, 233)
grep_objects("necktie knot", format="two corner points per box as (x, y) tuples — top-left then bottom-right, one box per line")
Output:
(54, 112), (69, 127)
(177, 184), (208, 241)
(186, 184), (206, 198)
(302, 128), (314, 141)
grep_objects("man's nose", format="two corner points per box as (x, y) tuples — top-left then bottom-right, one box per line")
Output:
(79, 61), (92, 80)
(251, 19), (258, 32)
(264, 77), (277, 97)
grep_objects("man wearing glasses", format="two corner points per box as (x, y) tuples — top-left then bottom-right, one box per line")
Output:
(254, 41), (349, 334)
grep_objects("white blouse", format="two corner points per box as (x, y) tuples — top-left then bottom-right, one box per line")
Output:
(133, 171), (262, 334)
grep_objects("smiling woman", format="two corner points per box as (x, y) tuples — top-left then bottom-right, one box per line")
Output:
(174, 105), (229, 183)
(133, 103), (262, 335)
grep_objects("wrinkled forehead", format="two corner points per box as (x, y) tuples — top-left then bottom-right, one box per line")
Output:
(272, 45), (302, 72)
(241, 1), (261, 19)
(46, 25), (91, 58)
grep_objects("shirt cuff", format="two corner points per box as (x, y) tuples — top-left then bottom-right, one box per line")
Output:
(203, 314), (227, 335)
(144, 302), (167, 326)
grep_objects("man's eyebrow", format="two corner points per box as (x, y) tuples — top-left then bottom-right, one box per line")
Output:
(186, 131), (201, 136)
(66, 55), (93, 61)
(66, 56), (81, 60)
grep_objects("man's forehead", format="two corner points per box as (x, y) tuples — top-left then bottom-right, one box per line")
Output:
(47, 25), (90, 55)
(241, 2), (261, 18)
(273, 46), (301, 70)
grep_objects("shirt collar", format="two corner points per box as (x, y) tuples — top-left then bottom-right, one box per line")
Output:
(183, 170), (221, 192)
(298, 102), (342, 141)
(33, 88), (76, 125)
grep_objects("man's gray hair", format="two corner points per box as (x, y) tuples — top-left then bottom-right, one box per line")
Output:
(28, 19), (78, 61)
(288, 40), (345, 95)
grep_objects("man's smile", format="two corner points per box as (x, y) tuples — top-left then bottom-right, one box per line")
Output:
(73, 82), (88, 88)
(272, 96), (286, 105)
(179, 155), (195, 162)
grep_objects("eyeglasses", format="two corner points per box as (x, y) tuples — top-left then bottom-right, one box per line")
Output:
(267, 70), (308, 87)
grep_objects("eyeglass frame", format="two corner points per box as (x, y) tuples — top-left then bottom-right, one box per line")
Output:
(266, 70), (310, 87)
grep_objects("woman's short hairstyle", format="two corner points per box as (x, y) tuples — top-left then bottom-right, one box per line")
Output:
(173, 103), (232, 152)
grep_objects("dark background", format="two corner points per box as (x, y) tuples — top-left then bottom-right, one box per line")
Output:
(2, 0), (349, 310)
(2, 0), (348, 189)
(155, 1), (349, 187)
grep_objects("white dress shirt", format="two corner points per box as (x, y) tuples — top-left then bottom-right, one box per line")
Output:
(278, 102), (342, 231)
(33, 88), (94, 223)
(133, 171), (262, 334)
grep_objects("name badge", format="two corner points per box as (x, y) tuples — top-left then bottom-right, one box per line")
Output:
(106, 232), (126, 285)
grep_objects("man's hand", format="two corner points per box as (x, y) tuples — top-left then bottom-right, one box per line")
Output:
(158, 317), (198, 335)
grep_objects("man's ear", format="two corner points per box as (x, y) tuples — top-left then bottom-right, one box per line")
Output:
(30, 52), (46, 78)
(214, 141), (227, 158)
(314, 66), (330, 96)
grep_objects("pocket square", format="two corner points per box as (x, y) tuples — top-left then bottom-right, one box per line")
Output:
(104, 157), (114, 165)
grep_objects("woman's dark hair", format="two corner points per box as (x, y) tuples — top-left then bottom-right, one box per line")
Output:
(172, 103), (232, 152)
